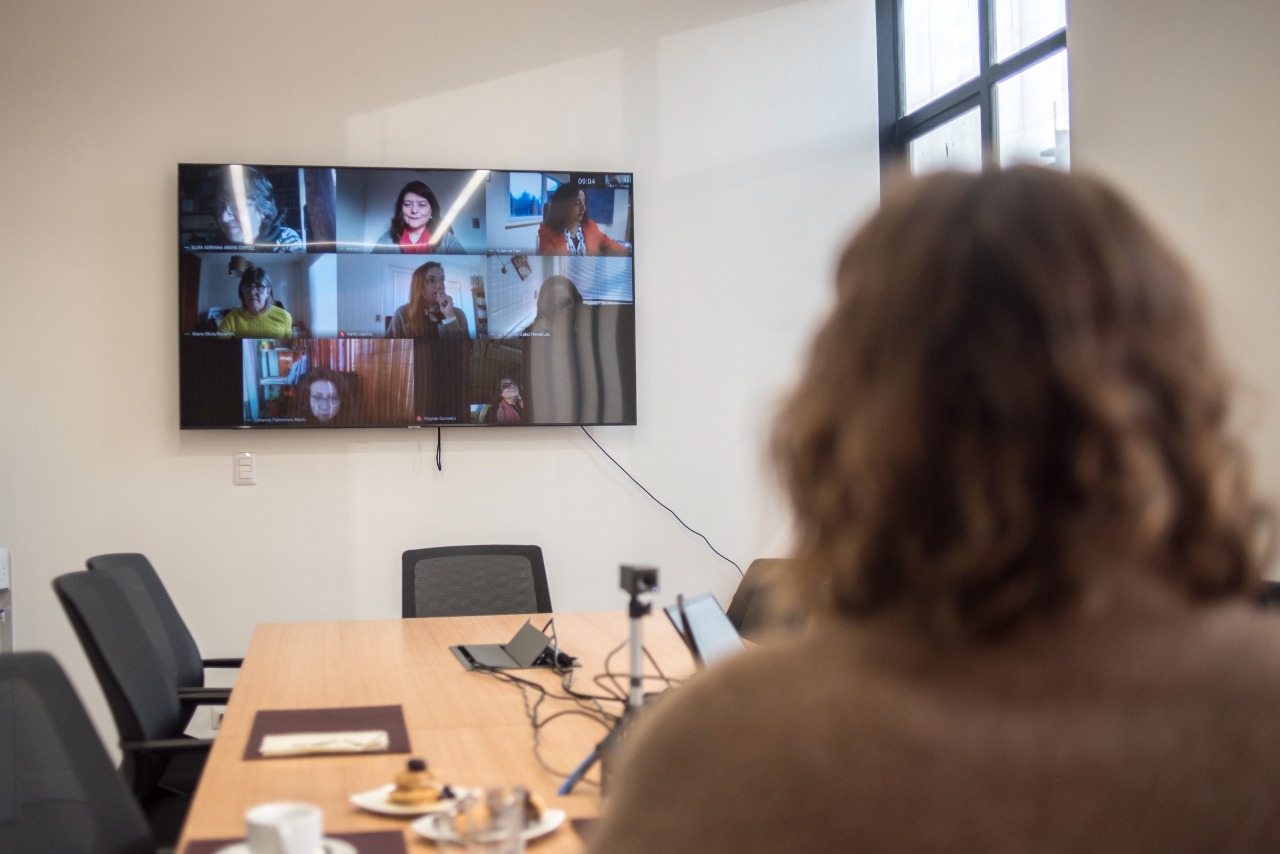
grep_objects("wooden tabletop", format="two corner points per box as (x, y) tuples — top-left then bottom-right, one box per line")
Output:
(178, 611), (694, 853)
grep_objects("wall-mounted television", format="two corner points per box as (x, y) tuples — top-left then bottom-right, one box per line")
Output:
(178, 164), (636, 428)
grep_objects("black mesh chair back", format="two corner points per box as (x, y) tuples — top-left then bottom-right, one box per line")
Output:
(86, 553), (205, 690)
(0, 651), (154, 854)
(402, 545), (552, 618)
(85, 553), (238, 722)
(726, 558), (807, 641)
(53, 569), (209, 838)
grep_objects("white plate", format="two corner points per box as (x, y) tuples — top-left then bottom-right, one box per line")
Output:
(214, 838), (356, 854)
(349, 783), (472, 817)
(411, 808), (566, 844)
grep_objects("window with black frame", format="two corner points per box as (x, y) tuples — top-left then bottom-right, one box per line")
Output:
(876, 0), (1069, 175)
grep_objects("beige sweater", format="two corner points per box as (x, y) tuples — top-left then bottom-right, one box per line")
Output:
(590, 580), (1280, 853)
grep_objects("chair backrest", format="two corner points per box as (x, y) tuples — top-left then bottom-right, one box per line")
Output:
(86, 552), (206, 692)
(53, 569), (189, 800)
(726, 558), (806, 641)
(1259, 580), (1280, 610)
(402, 545), (552, 618)
(0, 651), (154, 854)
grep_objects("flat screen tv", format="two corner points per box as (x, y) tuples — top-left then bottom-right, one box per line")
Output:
(178, 164), (636, 428)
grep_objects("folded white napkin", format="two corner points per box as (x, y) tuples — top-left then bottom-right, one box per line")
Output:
(259, 729), (390, 757)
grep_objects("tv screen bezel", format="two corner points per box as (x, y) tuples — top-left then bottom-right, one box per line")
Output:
(178, 162), (637, 430)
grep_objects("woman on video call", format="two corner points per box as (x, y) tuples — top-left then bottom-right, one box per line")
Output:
(296, 368), (350, 426)
(536, 183), (629, 256)
(217, 267), (292, 338)
(482, 378), (525, 424)
(372, 180), (465, 254)
(209, 166), (304, 252)
(590, 166), (1280, 853)
(387, 261), (469, 340)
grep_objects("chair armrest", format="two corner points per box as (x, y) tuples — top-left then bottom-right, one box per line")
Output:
(120, 737), (213, 755)
(202, 657), (243, 668)
(178, 687), (232, 704)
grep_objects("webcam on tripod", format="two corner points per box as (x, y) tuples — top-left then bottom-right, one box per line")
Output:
(620, 565), (658, 596)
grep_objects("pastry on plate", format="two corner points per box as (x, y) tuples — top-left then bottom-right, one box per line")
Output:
(387, 758), (444, 806)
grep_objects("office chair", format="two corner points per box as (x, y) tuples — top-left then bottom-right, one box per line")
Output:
(402, 544), (553, 618)
(725, 558), (806, 641)
(86, 552), (239, 717)
(53, 569), (214, 847)
(0, 651), (155, 854)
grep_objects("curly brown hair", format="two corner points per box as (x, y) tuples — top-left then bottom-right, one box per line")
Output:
(773, 166), (1271, 639)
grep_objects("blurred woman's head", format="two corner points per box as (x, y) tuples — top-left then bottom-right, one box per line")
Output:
(299, 368), (346, 425)
(544, 184), (588, 232)
(412, 261), (447, 303)
(390, 181), (443, 241)
(237, 267), (273, 315)
(535, 276), (582, 317)
(499, 378), (521, 403)
(525, 276), (583, 335)
(400, 261), (447, 337)
(773, 166), (1270, 639)
(211, 166), (283, 244)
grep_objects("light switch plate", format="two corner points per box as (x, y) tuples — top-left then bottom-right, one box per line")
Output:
(234, 452), (256, 486)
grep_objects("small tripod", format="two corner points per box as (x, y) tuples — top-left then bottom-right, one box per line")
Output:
(558, 566), (658, 795)
(625, 579), (652, 711)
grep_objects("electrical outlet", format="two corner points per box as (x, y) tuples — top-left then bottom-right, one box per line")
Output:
(211, 706), (226, 730)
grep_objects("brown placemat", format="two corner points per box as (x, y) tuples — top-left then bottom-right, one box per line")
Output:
(184, 828), (407, 854)
(243, 705), (411, 760)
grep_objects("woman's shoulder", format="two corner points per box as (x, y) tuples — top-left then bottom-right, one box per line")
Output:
(536, 222), (560, 245)
(269, 225), (304, 252)
(217, 308), (243, 332)
(1169, 599), (1280, 686)
(588, 632), (841, 853)
(436, 229), (467, 253)
(385, 304), (410, 338)
(622, 629), (837, 747)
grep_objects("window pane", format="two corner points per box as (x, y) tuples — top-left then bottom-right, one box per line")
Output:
(993, 0), (1067, 62)
(902, 0), (980, 115)
(508, 172), (544, 218)
(909, 108), (983, 174)
(995, 49), (1070, 169)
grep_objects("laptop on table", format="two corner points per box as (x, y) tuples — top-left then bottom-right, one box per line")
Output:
(663, 592), (746, 667)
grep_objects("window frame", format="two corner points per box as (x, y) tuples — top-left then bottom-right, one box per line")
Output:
(876, 0), (1068, 175)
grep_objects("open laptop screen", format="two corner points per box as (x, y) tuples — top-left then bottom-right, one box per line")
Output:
(664, 592), (745, 667)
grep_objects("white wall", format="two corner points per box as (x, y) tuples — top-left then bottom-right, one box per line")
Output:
(13, 0), (1271, 754)
(0, 0), (879, 736)
(1068, 0), (1280, 555)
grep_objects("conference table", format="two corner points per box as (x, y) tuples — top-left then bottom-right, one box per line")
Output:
(177, 611), (696, 853)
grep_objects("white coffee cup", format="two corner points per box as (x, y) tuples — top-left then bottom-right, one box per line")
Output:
(245, 801), (324, 854)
